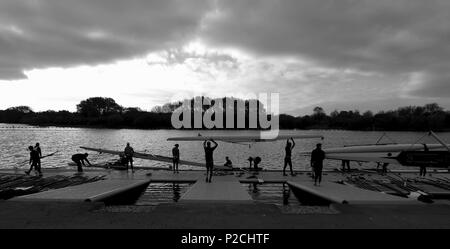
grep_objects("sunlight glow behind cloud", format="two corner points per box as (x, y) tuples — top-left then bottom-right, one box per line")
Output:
(1, 0), (450, 115)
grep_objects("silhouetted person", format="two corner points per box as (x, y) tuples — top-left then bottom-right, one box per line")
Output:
(124, 143), (135, 172)
(224, 156), (233, 168)
(254, 156), (262, 170)
(34, 143), (42, 170)
(420, 144), (429, 177)
(419, 164), (427, 177)
(283, 138), (295, 176)
(311, 143), (325, 186)
(382, 153), (391, 175)
(248, 157), (254, 169)
(71, 153), (91, 172)
(381, 163), (389, 175)
(172, 144), (180, 174)
(26, 146), (42, 176)
(341, 160), (350, 172)
(203, 139), (218, 182)
(34, 143), (42, 157)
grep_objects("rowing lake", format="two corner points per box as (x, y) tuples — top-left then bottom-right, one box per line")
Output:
(1, 123), (449, 171)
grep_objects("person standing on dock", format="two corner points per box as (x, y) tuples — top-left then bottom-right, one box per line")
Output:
(26, 146), (42, 176)
(283, 138), (295, 176)
(34, 143), (42, 170)
(419, 144), (429, 177)
(203, 139), (218, 182)
(124, 143), (135, 172)
(172, 144), (180, 174)
(253, 156), (262, 170)
(71, 153), (92, 172)
(381, 162), (389, 175)
(247, 157), (254, 169)
(341, 160), (350, 172)
(311, 143), (325, 186)
(419, 164), (427, 177)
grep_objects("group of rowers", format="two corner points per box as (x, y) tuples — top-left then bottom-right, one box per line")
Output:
(25, 142), (136, 175)
(25, 139), (327, 186)
(70, 143), (136, 173)
(171, 138), (326, 185)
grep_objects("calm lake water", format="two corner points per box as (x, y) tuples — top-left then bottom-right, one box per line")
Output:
(1, 123), (449, 171)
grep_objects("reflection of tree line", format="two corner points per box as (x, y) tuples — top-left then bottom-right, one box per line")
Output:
(1, 97), (449, 131)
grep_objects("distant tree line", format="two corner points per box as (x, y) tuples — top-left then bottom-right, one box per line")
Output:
(0, 97), (449, 131)
(279, 104), (450, 131)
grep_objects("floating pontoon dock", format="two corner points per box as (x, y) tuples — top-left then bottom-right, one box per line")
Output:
(287, 181), (417, 204)
(13, 179), (151, 202)
(180, 175), (253, 203)
(2, 168), (450, 204)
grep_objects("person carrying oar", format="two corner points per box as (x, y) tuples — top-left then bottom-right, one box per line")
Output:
(25, 146), (42, 176)
(34, 143), (42, 170)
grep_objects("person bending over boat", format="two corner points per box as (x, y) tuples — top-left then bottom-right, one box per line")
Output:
(172, 144), (180, 174)
(71, 153), (91, 172)
(311, 143), (325, 186)
(283, 138), (295, 176)
(124, 143), (135, 172)
(204, 139), (218, 182)
(26, 146), (42, 176)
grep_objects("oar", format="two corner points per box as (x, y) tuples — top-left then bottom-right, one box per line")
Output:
(40, 150), (60, 159)
(16, 151), (60, 167)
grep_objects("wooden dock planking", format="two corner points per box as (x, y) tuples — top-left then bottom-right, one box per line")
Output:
(13, 179), (151, 202)
(287, 180), (418, 205)
(180, 175), (253, 203)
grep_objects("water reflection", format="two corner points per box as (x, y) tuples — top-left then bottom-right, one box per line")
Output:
(1, 124), (449, 170)
(135, 182), (192, 205)
(172, 183), (181, 202)
(282, 183), (290, 205)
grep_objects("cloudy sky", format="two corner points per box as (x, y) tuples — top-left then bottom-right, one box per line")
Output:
(1, 0), (450, 115)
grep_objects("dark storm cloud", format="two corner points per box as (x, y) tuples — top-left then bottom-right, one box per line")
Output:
(0, 0), (212, 80)
(2, 0), (449, 100)
(202, 0), (450, 97)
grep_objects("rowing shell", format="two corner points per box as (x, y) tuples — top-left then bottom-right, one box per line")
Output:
(299, 143), (449, 154)
(67, 162), (170, 171)
(80, 146), (231, 170)
(325, 153), (400, 164)
(167, 134), (323, 142)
